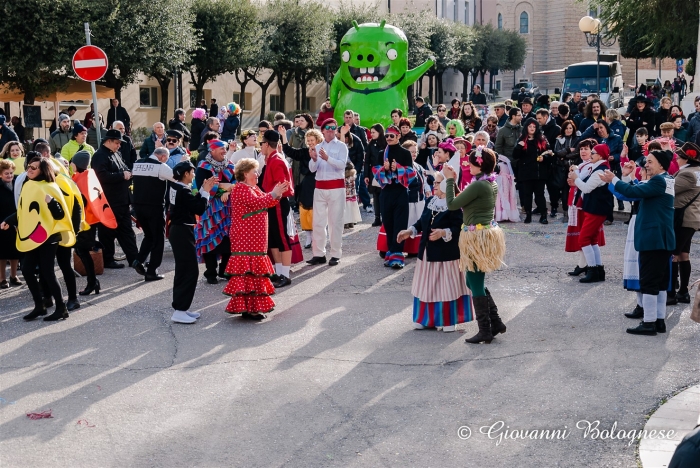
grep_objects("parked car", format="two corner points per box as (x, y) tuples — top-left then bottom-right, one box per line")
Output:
(511, 82), (539, 100)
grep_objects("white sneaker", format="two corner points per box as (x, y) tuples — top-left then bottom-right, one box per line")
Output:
(171, 311), (196, 324)
(366, 206), (374, 213)
(413, 322), (425, 329)
(443, 325), (455, 333)
(186, 311), (201, 319)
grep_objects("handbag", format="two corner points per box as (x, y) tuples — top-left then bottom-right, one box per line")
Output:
(73, 246), (104, 276)
(689, 278), (700, 324)
(673, 189), (700, 231)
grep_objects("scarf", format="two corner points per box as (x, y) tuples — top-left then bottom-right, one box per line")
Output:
(205, 153), (228, 175)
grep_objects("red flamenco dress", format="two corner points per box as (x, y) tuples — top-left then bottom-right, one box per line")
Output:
(223, 183), (279, 314)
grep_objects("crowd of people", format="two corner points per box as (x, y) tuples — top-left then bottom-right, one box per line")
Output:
(1, 85), (699, 340)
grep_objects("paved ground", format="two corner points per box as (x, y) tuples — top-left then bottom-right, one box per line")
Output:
(1, 211), (699, 467)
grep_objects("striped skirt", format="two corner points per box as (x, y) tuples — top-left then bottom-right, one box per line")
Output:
(411, 253), (473, 327)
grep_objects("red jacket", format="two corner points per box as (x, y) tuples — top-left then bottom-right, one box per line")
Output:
(316, 109), (335, 127)
(262, 151), (294, 198)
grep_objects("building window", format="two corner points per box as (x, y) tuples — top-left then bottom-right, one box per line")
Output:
(270, 94), (281, 112)
(140, 87), (158, 107)
(464, 1), (469, 24)
(233, 92), (253, 111)
(189, 90), (198, 108)
(519, 12), (529, 34)
(496, 80), (501, 91)
(498, 13), (503, 29)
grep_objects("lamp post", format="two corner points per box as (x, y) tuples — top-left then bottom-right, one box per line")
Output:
(325, 40), (337, 99)
(578, 16), (616, 95)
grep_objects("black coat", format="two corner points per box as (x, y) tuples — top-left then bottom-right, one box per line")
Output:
(411, 199), (463, 262)
(346, 133), (364, 169)
(0, 124), (19, 150)
(107, 105), (131, 131)
(349, 124), (368, 156)
(282, 143), (315, 209)
(541, 119), (561, 149)
(469, 93), (487, 105)
(414, 104), (433, 127)
(169, 118), (192, 144)
(512, 137), (551, 181)
(365, 140), (386, 193)
(119, 135), (138, 170)
(0, 181), (20, 259)
(189, 119), (206, 152)
(627, 107), (656, 143)
(91, 145), (132, 207)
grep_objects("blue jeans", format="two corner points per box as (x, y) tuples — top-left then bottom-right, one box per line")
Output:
(356, 170), (372, 208)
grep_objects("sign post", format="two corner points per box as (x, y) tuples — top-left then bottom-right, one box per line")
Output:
(72, 23), (109, 143)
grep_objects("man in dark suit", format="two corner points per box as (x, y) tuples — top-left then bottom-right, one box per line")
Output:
(209, 99), (219, 119)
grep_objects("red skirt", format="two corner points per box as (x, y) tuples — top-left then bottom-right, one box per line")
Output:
(565, 209), (606, 252)
(377, 225), (420, 255)
(223, 254), (276, 314)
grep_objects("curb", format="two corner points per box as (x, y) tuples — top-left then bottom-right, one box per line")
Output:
(640, 385), (700, 467)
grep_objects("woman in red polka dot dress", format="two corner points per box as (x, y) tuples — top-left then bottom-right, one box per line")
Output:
(223, 158), (289, 320)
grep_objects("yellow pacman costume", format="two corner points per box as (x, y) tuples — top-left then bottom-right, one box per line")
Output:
(15, 180), (76, 252)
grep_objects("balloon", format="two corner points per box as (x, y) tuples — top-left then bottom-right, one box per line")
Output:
(330, 20), (434, 129)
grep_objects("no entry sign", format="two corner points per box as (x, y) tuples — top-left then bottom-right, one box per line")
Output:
(72, 46), (108, 82)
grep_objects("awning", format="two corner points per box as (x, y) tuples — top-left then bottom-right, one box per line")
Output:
(531, 69), (565, 75)
(0, 78), (114, 102)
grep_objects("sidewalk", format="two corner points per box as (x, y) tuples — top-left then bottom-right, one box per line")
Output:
(640, 385), (700, 467)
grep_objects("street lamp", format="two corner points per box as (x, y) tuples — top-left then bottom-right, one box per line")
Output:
(325, 40), (337, 99)
(579, 16), (616, 95)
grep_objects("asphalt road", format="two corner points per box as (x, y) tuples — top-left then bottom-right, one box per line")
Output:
(0, 213), (698, 467)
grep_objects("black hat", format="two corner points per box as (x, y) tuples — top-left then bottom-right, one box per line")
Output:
(72, 121), (87, 136)
(103, 129), (125, 142)
(650, 149), (673, 171)
(262, 129), (280, 145)
(521, 97), (533, 106)
(677, 142), (700, 165)
(72, 150), (91, 171)
(173, 161), (195, 180)
(166, 129), (183, 139)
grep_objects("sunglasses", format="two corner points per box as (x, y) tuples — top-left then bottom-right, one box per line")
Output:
(28, 164), (39, 170)
(385, 134), (398, 139)
(166, 138), (179, 143)
(324, 125), (337, 130)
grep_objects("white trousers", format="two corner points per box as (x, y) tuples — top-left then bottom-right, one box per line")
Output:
(312, 188), (345, 258)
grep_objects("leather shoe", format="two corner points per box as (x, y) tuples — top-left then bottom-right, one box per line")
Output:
(66, 299), (81, 311)
(145, 273), (165, 281)
(371, 219), (382, 227)
(132, 261), (146, 276)
(328, 257), (340, 266)
(568, 266), (587, 276)
(677, 292), (691, 304)
(273, 275), (291, 288)
(666, 294), (678, 306)
(624, 305), (644, 319)
(105, 261), (125, 269)
(306, 256), (326, 265)
(43, 297), (54, 308)
(205, 276), (218, 285)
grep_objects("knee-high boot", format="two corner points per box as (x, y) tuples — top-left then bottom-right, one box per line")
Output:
(485, 288), (506, 336)
(465, 296), (493, 344)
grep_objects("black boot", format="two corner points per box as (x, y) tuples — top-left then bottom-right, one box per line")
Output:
(655, 319), (666, 333)
(485, 288), (506, 337)
(43, 304), (69, 321)
(676, 290), (691, 304)
(539, 214), (548, 225)
(626, 321), (657, 336)
(667, 291), (678, 306)
(579, 266), (599, 283)
(523, 213), (532, 224)
(79, 279), (100, 296)
(597, 265), (605, 282)
(568, 266), (587, 276)
(465, 296), (493, 344)
(66, 298), (81, 311)
(371, 218), (382, 227)
(23, 305), (47, 321)
(671, 262), (679, 291)
(624, 305), (644, 319)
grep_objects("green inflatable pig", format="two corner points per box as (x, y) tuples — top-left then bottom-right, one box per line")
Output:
(330, 20), (434, 129)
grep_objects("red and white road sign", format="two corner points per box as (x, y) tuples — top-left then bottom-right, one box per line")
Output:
(72, 46), (108, 82)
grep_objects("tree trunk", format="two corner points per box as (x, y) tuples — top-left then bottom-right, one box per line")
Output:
(189, 70), (209, 106)
(295, 72), (301, 111)
(418, 77), (423, 97)
(234, 69), (253, 111)
(246, 69), (277, 121)
(460, 69), (470, 102)
(276, 71), (294, 114)
(300, 79), (309, 111)
(407, 84), (414, 112)
(153, 73), (172, 125)
(436, 71), (444, 104)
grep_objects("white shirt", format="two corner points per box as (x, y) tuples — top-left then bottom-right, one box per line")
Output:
(574, 159), (607, 194)
(132, 154), (175, 182)
(230, 145), (265, 169)
(309, 138), (348, 181)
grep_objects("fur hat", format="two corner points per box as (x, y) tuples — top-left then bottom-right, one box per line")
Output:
(659, 122), (675, 132)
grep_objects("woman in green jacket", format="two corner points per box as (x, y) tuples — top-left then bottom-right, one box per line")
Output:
(444, 146), (507, 344)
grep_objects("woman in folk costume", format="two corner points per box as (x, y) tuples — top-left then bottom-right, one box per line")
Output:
(567, 143), (614, 283)
(168, 162), (216, 324)
(343, 160), (362, 228)
(223, 158), (290, 320)
(453, 138), (473, 189)
(372, 125), (416, 269)
(398, 172), (473, 332)
(1, 155), (75, 321)
(444, 146), (507, 344)
(607, 158), (647, 318)
(71, 150), (118, 297)
(565, 139), (606, 277)
(494, 153), (520, 222)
